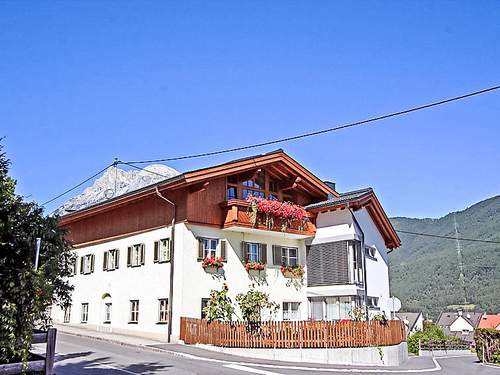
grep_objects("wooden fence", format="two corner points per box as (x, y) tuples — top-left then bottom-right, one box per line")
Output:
(180, 318), (406, 349)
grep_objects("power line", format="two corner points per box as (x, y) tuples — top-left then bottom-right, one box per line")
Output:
(41, 163), (116, 206)
(396, 229), (500, 244)
(123, 85), (500, 164)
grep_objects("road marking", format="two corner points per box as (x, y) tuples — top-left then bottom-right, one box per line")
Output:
(224, 364), (284, 374)
(90, 363), (139, 374)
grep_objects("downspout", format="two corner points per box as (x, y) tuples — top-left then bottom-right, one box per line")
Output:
(347, 205), (369, 321)
(155, 187), (176, 343)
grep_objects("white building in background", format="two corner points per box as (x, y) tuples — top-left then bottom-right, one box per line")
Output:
(51, 150), (400, 342)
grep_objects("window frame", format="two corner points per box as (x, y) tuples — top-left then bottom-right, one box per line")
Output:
(158, 299), (169, 324)
(104, 303), (112, 323)
(81, 303), (89, 323)
(282, 301), (300, 321)
(203, 238), (218, 259)
(63, 305), (71, 323)
(81, 254), (94, 275)
(129, 300), (139, 323)
(154, 239), (170, 263)
(281, 247), (298, 267)
(127, 244), (145, 267)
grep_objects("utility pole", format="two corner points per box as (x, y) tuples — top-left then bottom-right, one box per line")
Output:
(454, 213), (468, 305)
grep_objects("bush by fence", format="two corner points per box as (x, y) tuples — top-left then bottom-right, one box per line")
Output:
(180, 318), (406, 349)
(475, 328), (500, 364)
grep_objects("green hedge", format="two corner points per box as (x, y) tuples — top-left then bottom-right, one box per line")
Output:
(475, 328), (500, 364)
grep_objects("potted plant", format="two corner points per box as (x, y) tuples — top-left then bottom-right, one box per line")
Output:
(280, 264), (304, 279)
(202, 256), (224, 273)
(244, 260), (266, 276)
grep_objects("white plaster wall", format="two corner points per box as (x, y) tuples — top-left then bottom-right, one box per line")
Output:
(450, 316), (474, 332)
(51, 226), (172, 341)
(173, 223), (309, 338)
(314, 207), (392, 318)
(353, 208), (391, 317)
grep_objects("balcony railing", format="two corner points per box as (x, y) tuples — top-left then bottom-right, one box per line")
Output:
(222, 199), (316, 237)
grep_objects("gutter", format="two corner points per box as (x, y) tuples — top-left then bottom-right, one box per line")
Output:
(155, 187), (176, 343)
(347, 205), (369, 320)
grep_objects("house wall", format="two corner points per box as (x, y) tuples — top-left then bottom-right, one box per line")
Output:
(413, 314), (424, 334)
(171, 223), (308, 340)
(450, 316), (474, 332)
(51, 226), (173, 341)
(311, 207), (392, 318)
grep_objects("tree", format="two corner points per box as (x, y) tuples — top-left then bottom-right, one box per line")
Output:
(235, 287), (279, 322)
(0, 142), (74, 364)
(203, 284), (234, 322)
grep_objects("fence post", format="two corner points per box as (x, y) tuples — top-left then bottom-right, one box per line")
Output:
(45, 327), (57, 375)
(418, 338), (421, 356)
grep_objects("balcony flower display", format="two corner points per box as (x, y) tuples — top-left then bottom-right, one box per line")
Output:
(280, 264), (304, 279)
(202, 257), (224, 270)
(244, 261), (266, 272)
(246, 195), (308, 231)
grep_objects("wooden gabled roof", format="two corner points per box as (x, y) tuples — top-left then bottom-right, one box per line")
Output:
(306, 188), (401, 249)
(60, 149), (335, 225)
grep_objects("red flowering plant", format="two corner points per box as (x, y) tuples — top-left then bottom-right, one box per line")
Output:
(280, 264), (305, 278)
(202, 256), (224, 269)
(244, 260), (266, 271)
(246, 195), (309, 231)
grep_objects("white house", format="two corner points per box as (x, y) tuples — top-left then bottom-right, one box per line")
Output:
(395, 312), (424, 336)
(436, 310), (483, 343)
(51, 150), (400, 342)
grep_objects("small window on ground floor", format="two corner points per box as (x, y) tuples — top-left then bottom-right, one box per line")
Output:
(283, 302), (300, 321)
(63, 305), (71, 323)
(81, 303), (89, 323)
(158, 299), (168, 323)
(129, 300), (139, 323)
(104, 303), (112, 323)
(201, 298), (210, 319)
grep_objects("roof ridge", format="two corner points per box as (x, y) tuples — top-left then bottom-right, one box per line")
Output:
(339, 187), (373, 196)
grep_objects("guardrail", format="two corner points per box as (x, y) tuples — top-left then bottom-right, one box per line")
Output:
(180, 318), (406, 348)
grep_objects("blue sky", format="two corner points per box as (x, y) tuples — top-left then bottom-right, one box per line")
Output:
(1, 1), (499, 218)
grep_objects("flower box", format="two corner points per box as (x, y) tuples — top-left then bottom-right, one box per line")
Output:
(202, 257), (224, 272)
(281, 265), (304, 279)
(246, 196), (309, 232)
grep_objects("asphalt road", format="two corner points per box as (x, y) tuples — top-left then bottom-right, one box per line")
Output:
(51, 333), (498, 375)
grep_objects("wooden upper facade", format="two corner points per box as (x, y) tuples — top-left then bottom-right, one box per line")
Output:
(60, 150), (335, 246)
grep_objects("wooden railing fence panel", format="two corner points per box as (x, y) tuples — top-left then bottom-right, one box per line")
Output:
(180, 318), (406, 349)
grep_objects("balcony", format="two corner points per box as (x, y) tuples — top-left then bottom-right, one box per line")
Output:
(221, 199), (316, 239)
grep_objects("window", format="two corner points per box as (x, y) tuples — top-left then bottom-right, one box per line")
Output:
(281, 247), (298, 266)
(226, 186), (237, 200)
(203, 238), (218, 258)
(350, 241), (364, 284)
(243, 189), (265, 199)
(129, 300), (139, 323)
(325, 297), (354, 320)
(283, 302), (300, 321)
(80, 254), (95, 275)
(201, 298), (210, 319)
(154, 239), (170, 263)
(103, 249), (120, 271)
(310, 298), (324, 320)
(63, 305), (71, 323)
(242, 171), (266, 199)
(104, 303), (112, 323)
(71, 255), (78, 275)
(158, 299), (168, 323)
(365, 245), (377, 259)
(242, 242), (267, 263)
(81, 303), (89, 323)
(367, 296), (379, 308)
(127, 244), (145, 267)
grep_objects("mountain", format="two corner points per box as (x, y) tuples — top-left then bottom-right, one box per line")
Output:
(56, 164), (180, 215)
(389, 195), (500, 320)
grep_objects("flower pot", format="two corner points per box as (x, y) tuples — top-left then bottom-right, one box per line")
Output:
(248, 269), (265, 277)
(282, 270), (301, 279)
(204, 266), (222, 274)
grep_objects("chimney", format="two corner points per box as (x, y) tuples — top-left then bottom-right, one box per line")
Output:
(324, 181), (336, 199)
(458, 310), (463, 317)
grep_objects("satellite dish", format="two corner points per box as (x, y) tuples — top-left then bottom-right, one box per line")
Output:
(390, 297), (402, 312)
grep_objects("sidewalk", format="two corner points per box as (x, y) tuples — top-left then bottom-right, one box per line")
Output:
(54, 324), (167, 350)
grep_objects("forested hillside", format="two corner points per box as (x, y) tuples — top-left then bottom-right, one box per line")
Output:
(389, 195), (500, 320)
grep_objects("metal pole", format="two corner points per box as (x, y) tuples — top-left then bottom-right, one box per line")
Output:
(34, 238), (41, 270)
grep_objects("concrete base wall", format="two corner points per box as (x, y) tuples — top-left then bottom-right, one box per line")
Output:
(59, 323), (169, 342)
(419, 349), (471, 357)
(195, 342), (408, 366)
